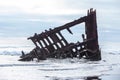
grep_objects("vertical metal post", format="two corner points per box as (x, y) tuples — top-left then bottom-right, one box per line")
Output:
(85, 9), (101, 60)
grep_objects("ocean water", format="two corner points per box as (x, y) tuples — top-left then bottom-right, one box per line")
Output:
(0, 37), (120, 80)
(0, 37), (34, 55)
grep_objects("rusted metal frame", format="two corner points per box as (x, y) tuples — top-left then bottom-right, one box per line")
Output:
(34, 35), (43, 48)
(84, 9), (101, 60)
(57, 31), (68, 46)
(28, 16), (86, 40)
(19, 9), (101, 61)
(37, 32), (56, 53)
(35, 33), (47, 48)
(52, 16), (86, 33)
(36, 33), (56, 56)
(68, 38), (95, 58)
(55, 32), (65, 48)
(85, 9), (99, 50)
(42, 34), (55, 53)
(28, 16), (87, 49)
(49, 33), (61, 49)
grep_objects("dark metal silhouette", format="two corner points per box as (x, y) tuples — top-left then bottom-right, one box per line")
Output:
(19, 8), (101, 61)
(85, 76), (101, 80)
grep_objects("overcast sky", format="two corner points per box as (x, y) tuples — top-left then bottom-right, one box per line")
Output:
(0, 0), (120, 42)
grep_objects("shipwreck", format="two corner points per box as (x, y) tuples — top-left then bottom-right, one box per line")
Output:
(19, 8), (101, 61)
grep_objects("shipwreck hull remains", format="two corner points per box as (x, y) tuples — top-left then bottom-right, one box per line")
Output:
(19, 9), (101, 61)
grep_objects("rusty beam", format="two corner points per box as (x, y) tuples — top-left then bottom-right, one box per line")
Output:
(19, 8), (101, 61)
